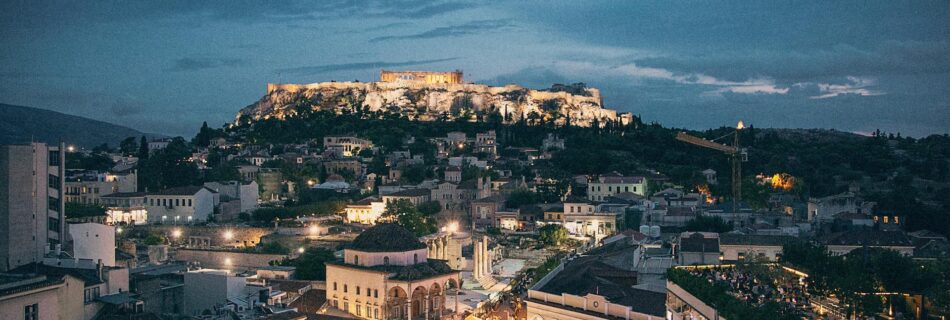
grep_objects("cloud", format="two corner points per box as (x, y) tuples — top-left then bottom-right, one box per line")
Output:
(369, 19), (514, 42)
(806, 76), (885, 99)
(166, 57), (244, 72)
(274, 57), (460, 75)
(556, 61), (790, 96)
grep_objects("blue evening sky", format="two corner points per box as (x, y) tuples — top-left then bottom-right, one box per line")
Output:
(1, 1), (948, 136)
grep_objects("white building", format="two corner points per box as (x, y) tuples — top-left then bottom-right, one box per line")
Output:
(588, 174), (647, 202)
(68, 223), (116, 267)
(324, 136), (374, 157)
(146, 186), (217, 224)
(204, 180), (259, 213)
(344, 197), (387, 225)
(100, 192), (148, 225)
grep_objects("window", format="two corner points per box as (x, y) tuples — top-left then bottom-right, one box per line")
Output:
(188, 199), (192, 207)
(84, 287), (100, 303)
(356, 304), (362, 316)
(48, 174), (60, 190)
(367, 288), (371, 297)
(333, 282), (337, 291)
(374, 289), (378, 298)
(357, 286), (361, 295)
(383, 256), (389, 265)
(48, 217), (60, 232)
(366, 305), (371, 317)
(24, 303), (38, 320)
(343, 302), (349, 311)
(354, 255), (359, 265)
(883, 216), (890, 224)
(413, 253), (418, 264)
(48, 151), (61, 166)
(47, 197), (59, 212)
(374, 308), (379, 319)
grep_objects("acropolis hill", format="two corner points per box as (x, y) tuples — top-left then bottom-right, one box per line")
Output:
(237, 70), (632, 127)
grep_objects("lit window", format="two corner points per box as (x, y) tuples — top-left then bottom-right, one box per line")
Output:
(883, 216), (889, 224)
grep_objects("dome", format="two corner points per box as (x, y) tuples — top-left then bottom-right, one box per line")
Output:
(350, 223), (427, 252)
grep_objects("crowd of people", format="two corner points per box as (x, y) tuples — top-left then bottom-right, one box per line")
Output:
(689, 266), (811, 312)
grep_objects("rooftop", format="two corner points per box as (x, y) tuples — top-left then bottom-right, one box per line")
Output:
(349, 223), (427, 252)
(149, 185), (215, 196)
(537, 256), (664, 317)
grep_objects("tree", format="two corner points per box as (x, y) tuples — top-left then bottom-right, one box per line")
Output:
(537, 224), (568, 247)
(194, 121), (212, 147)
(143, 234), (165, 245)
(259, 241), (290, 254)
(288, 247), (336, 280)
(383, 199), (436, 236)
(137, 136), (149, 159)
(505, 188), (538, 209)
(685, 215), (732, 233)
(119, 137), (138, 155)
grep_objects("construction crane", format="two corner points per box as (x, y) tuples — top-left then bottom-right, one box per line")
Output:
(676, 121), (748, 212)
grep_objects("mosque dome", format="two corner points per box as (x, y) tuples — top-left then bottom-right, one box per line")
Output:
(350, 223), (427, 252)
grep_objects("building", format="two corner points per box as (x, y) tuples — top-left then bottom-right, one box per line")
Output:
(324, 224), (462, 319)
(69, 223), (116, 267)
(0, 143), (66, 272)
(430, 178), (492, 211)
(63, 170), (137, 205)
(588, 174), (647, 202)
(677, 232), (720, 265)
(526, 255), (665, 320)
(718, 234), (798, 262)
(147, 139), (170, 153)
(146, 186), (217, 224)
(381, 188), (432, 206)
(379, 70), (463, 84)
(204, 180), (259, 214)
(820, 230), (915, 256)
(474, 131), (497, 156)
(541, 133), (565, 151)
(100, 192), (148, 225)
(345, 197), (387, 225)
(471, 195), (505, 231)
(9, 261), (131, 320)
(181, 269), (249, 316)
(0, 274), (68, 320)
(324, 136), (374, 157)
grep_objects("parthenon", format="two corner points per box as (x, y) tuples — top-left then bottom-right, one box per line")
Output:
(380, 69), (463, 84)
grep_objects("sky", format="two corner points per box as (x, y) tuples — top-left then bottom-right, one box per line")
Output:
(1, 1), (949, 137)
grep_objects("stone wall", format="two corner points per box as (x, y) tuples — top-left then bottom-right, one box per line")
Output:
(136, 225), (273, 247)
(173, 248), (287, 269)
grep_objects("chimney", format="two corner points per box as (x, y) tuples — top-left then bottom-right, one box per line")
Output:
(54, 244), (62, 256)
(97, 259), (104, 282)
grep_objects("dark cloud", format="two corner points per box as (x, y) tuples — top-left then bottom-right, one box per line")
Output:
(369, 19), (514, 42)
(166, 58), (245, 72)
(274, 58), (460, 76)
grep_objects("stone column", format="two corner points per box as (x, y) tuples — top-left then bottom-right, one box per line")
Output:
(424, 294), (430, 320)
(473, 240), (481, 279)
(406, 299), (412, 320)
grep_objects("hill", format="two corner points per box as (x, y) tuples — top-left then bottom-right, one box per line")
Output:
(0, 103), (158, 148)
(236, 81), (629, 128)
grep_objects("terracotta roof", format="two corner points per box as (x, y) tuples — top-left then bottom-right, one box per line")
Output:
(720, 234), (799, 246)
(289, 289), (326, 315)
(349, 223), (427, 252)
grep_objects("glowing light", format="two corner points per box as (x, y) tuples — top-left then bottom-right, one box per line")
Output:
(737, 120), (745, 130)
(298, 247), (305, 253)
(224, 258), (232, 265)
(223, 230), (234, 240)
(307, 179), (316, 186)
(171, 229), (182, 238)
(116, 227), (123, 234)
(309, 225), (320, 235)
(67, 145), (76, 152)
(446, 222), (459, 234)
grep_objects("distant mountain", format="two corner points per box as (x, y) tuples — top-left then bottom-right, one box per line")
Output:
(0, 103), (161, 148)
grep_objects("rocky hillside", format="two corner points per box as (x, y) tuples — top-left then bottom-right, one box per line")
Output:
(236, 81), (628, 127)
(0, 103), (156, 147)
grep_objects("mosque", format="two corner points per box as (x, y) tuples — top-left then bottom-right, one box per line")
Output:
(324, 223), (463, 319)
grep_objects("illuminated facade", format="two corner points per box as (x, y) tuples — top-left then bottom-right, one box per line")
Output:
(325, 224), (462, 319)
(379, 70), (463, 84)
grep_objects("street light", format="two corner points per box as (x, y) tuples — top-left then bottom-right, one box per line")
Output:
(298, 247), (305, 254)
(171, 228), (182, 238)
(223, 230), (234, 241)
(309, 225), (320, 236)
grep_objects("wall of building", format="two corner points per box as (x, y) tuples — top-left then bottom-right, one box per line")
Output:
(138, 225), (273, 247)
(182, 270), (247, 315)
(69, 223), (116, 266)
(0, 280), (64, 320)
